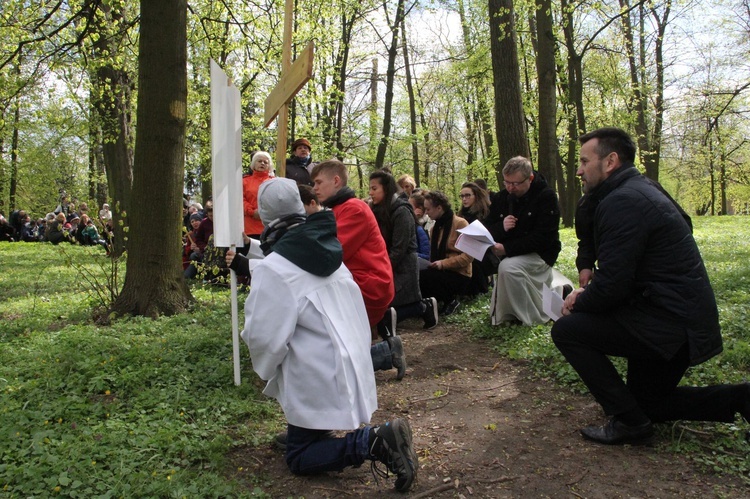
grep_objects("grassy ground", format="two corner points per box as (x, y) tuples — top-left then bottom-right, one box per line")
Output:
(448, 215), (750, 482)
(1, 216), (749, 496)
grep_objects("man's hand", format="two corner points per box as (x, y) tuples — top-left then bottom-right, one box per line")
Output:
(225, 249), (236, 267)
(562, 288), (584, 316)
(579, 268), (593, 288)
(491, 242), (506, 257)
(503, 215), (517, 232)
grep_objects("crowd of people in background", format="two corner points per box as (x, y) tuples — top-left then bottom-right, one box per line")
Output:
(0, 195), (112, 253)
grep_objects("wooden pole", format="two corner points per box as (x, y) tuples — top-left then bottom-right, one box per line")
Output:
(275, 0), (295, 178)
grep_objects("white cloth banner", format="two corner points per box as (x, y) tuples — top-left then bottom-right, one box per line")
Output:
(210, 60), (244, 248)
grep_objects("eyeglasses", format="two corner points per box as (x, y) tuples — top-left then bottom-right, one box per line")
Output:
(459, 193), (473, 198)
(503, 178), (529, 188)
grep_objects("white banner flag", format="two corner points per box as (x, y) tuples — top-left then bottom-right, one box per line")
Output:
(210, 60), (243, 248)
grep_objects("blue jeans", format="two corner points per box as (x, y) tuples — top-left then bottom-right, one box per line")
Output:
(370, 340), (392, 371)
(286, 424), (371, 474)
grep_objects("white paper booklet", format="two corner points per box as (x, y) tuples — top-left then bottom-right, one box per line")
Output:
(543, 283), (564, 321)
(455, 220), (496, 260)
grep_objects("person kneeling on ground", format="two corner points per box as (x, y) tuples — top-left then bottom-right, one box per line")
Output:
(239, 178), (417, 492)
(552, 127), (750, 445)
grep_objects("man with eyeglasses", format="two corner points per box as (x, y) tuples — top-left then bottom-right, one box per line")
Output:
(485, 156), (569, 326)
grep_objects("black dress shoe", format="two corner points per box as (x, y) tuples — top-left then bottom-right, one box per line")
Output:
(580, 418), (654, 445)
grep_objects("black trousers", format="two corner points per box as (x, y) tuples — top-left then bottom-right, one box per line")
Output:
(419, 268), (470, 305)
(551, 312), (743, 423)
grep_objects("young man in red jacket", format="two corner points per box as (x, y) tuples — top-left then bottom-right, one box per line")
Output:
(311, 159), (406, 380)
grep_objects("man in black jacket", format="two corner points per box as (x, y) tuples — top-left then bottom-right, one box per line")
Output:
(552, 127), (748, 445)
(486, 156), (569, 325)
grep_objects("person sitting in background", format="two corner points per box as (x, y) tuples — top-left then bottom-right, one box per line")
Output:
(419, 190), (472, 316)
(486, 156), (569, 326)
(67, 213), (84, 244)
(238, 178), (417, 492)
(458, 182), (494, 296)
(243, 151), (273, 238)
(285, 138), (316, 186)
(183, 213), (203, 271)
(99, 203), (112, 224)
(298, 185), (321, 215)
(396, 174), (417, 200)
(369, 170), (438, 331)
(0, 214), (14, 241)
(46, 213), (67, 245)
(81, 215), (109, 252)
(408, 192), (433, 232)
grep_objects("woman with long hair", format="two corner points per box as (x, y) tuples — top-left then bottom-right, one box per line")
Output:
(419, 190), (472, 315)
(458, 182), (493, 296)
(458, 182), (491, 223)
(369, 170), (438, 330)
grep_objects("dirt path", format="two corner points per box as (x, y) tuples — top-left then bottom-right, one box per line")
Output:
(229, 320), (745, 497)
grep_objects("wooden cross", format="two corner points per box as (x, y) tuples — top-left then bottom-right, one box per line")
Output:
(264, 0), (314, 178)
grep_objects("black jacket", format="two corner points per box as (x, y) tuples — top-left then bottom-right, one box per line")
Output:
(284, 156), (314, 186)
(574, 168), (692, 273)
(574, 164), (722, 366)
(486, 171), (561, 267)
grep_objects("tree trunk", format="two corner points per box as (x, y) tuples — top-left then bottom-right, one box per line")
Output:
(534, 0), (558, 188)
(112, 0), (191, 317)
(374, 0), (406, 170)
(488, 0), (529, 182)
(88, 2), (135, 257)
(10, 101), (20, 211)
(402, 19), (420, 186)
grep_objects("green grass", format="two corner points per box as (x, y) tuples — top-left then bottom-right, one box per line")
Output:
(447, 215), (750, 484)
(0, 243), (280, 497)
(2, 217), (750, 495)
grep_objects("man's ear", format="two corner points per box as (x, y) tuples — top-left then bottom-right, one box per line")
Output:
(333, 175), (343, 189)
(529, 173), (535, 182)
(604, 152), (620, 173)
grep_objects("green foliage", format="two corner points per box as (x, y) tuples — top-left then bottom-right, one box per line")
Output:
(0, 243), (282, 497)
(448, 216), (750, 483)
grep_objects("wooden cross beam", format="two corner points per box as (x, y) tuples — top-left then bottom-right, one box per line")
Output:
(264, 0), (314, 178)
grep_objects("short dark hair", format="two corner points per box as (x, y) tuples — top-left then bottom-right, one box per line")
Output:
(423, 190), (451, 212)
(298, 184), (318, 205)
(578, 127), (636, 163)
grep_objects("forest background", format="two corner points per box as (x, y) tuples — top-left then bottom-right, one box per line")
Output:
(0, 0), (749, 317)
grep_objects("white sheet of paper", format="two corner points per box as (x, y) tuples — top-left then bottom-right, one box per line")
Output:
(456, 219), (496, 245)
(543, 283), (564, 321)
(455, 233), (493, 261)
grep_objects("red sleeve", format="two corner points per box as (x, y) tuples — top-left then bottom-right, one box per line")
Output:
(243, 176), (255, 217)
(333, 201), (370, 266)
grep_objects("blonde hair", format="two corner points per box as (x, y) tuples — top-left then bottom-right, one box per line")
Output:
(397, 174), (416, 189)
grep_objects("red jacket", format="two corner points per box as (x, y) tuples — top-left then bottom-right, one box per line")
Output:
(243, 171), (272, 236)
(332, 198), (395, 327)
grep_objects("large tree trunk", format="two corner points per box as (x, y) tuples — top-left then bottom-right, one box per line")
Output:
(374, 0), (407, 170)
(112, 0), (191, 317)
(488, 0), (529, 182)
(534, 0), (558, 188)
(88, 2), (135, 256)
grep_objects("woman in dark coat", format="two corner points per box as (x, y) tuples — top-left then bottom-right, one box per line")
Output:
(369, 171), (435, 329)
